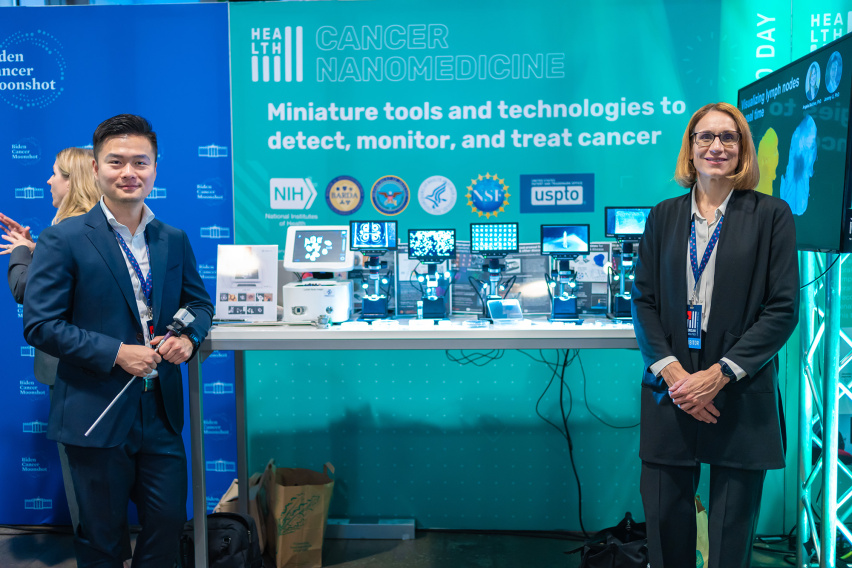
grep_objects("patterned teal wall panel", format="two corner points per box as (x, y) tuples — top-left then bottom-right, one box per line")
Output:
(245, 348), (644, 530)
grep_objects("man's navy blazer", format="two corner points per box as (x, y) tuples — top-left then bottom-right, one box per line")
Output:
(23, 205), (213, 448)
(631, 189), (799, 469)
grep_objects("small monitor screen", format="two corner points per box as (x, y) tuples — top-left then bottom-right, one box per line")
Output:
(470, 223), (519, 256)
(540, 224), (590, 257)
(350, 221), (398, 252)
(737, 33), (852, 251)
(282, 225), (355, 272)
(408, 229), (456, 262)
(605, 207), (651, 238)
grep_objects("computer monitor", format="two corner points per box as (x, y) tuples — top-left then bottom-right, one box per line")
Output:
(282, 225), (355, 272)
(605, 207), (651, 239)
(470, 222), (519, 257)
(737, 33), (852, 252)
(540, 224), (590, 258)
(349, 221), (398, 255)
(407, 229), (456, 263)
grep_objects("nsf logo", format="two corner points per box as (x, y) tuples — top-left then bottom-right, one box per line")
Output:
(251, 27), (303, 83)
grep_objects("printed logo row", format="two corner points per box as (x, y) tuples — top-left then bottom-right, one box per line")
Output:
(272, 172), (594, 217)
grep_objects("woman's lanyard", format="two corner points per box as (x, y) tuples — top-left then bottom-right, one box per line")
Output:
(113, 229), (154, 339)
(687, 214), (724, 349)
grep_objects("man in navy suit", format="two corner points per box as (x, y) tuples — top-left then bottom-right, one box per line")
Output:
(24, 114), (213, 567)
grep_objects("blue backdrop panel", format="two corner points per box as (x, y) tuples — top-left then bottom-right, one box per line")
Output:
(0, 4), (235, 523)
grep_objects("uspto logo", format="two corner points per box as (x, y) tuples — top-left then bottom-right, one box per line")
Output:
(466, 173), (510, 218)
(325, 175), (364, 216)
(418, 175), (456, 216)
(0, 31), (66, 110)
(371, 175), (410, 216)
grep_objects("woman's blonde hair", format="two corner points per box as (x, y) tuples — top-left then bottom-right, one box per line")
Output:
(674, 102), (759, 190)
(53, 147), (101, 224)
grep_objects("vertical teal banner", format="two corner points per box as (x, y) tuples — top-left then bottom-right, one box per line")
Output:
(720, 0), (792, 101)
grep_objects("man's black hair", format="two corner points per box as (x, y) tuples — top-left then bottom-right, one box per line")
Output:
(92, 114), (158, 162)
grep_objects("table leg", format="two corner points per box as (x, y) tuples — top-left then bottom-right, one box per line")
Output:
(235, 350), (249, 515)
(188, 353), (208, 568)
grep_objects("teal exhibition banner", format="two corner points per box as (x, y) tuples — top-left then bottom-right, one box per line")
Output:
(229, 0), (723, 248)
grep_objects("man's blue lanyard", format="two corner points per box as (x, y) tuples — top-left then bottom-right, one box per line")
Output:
(688, 214), (724, 306)
(113, 228), (152, 313)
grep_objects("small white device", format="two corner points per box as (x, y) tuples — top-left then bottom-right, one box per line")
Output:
(282, 280), (354, 323)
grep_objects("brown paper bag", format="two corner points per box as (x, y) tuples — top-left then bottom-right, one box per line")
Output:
(264, 462), (335, 568)
(214, 459), (275, 554)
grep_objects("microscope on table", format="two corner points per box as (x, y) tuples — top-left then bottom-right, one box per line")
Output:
(408, 228), (456, 319)
(541, 224), (590, 321)
(349, 220), (398, 320)
(469, 222), (519, 321)
(604, 207), (651, 321)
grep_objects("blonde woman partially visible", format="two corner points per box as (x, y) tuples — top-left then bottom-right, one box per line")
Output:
(1, 147), (101, 260)
(0, 147), (102, 540)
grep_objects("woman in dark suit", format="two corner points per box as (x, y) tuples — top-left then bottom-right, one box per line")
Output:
(631, 102), (799, 567)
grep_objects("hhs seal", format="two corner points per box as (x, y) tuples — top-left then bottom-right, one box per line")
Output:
(418, 175), (456, 216)
(325, 175), (364, 215)
(370, 175), (410, 216)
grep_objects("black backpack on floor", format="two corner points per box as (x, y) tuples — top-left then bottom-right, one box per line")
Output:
(178, 512), (263, 568)
(572, 512), (648, 568)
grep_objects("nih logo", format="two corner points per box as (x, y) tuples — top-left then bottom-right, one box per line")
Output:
(251, 27), (303, 83)
(270, 178), (317, 210)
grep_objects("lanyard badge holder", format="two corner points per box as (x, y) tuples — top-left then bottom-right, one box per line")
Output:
(687, 215), (724, 350)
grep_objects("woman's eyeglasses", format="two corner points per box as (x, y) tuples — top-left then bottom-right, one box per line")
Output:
(691, 131), (741, 147)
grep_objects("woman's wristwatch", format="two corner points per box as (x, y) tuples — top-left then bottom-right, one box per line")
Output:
(718, 360), (737, 381)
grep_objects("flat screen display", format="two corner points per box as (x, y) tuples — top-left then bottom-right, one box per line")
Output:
(540, 224), (590, 257)
(470, 222), (519, 256)
(282, 225), (354, 272)
(407, 229), (456, 262)
(737, 33), (852, 252)
(605, 207), (651, 238)
(350, 221), (398, 252)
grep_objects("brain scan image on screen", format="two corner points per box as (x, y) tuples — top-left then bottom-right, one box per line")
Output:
(755, 128), (780, 196)
(357, 222), (385, 246)
(614, 210), (648, 235)
(780, 115), (818, 215)
(409, 230), (455, 259)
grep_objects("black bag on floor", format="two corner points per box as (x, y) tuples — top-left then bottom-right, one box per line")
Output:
(178, 511), (264, 568)
(577, 512), (648, 568)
